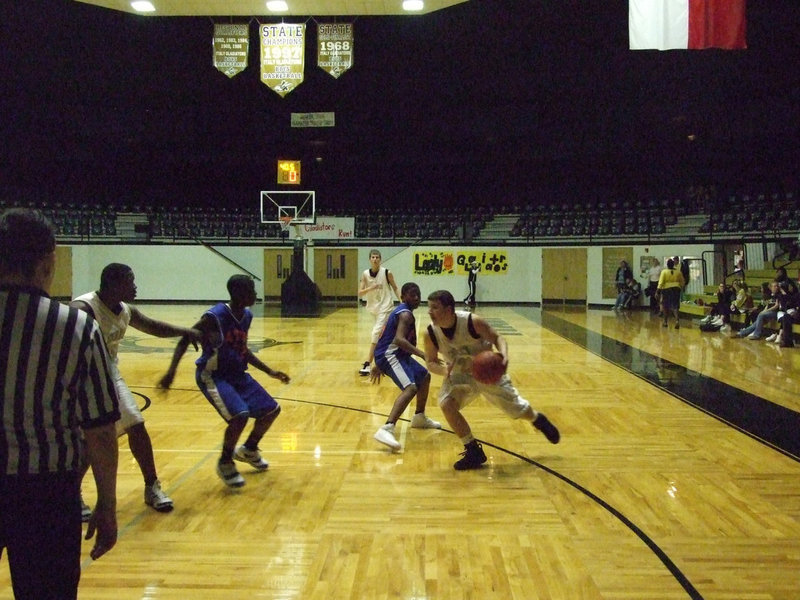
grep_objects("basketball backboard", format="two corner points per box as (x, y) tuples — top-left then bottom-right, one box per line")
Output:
(260, 191), (316, 224)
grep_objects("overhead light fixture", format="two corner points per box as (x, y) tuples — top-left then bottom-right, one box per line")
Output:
(403, 0), (424, 10)
(130, 1), (155, 11)
(266, 0), (289, 11)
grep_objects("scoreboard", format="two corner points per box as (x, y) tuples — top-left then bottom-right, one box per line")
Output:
(277, 160), (301, 185)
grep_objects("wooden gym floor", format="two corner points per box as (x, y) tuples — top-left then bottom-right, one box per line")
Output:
(1, 303), (798, 599)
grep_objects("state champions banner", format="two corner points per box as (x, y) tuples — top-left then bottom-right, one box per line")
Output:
(317, 23), (353, 79)
(212, 23), (249, 78)
(260, 23), (305, 97)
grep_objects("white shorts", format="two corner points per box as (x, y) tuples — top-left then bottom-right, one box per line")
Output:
(371, 306), (395, 344)
(437, 372), (530, 419)
(111, 361), (144, 435)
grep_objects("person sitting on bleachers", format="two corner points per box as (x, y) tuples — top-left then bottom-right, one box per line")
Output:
(702, 282), (735, 331)
(621, 277), (642, 309)
(743, 282), (772, 327)
(729, 280), (754, 319)
(736, 281), (780, 339)
(775, 279), (800, 347)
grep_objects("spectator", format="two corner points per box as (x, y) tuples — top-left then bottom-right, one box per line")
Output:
(621, 277), (642, 309)
(775, 279), (800, 347)
(736, 281), (780, 340)
(614, 260), (632, 299)
(703, 282), (736, 331)
(645, 259), (663, 315)
(657, 258), (685, 329)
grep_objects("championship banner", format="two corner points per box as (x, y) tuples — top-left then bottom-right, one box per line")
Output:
(317, 23), (353, 79)
(260, 23), (305, 97)
(212, 23), (249, 78)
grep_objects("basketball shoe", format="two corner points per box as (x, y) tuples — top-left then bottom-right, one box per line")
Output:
(533, 413), (560, 444)
(410, 413), (442, 429)
(217, 461), (245, 488)
(359, 361), (371, 376)
(374, 423), (401, 451)
(144, 479), (174, 512)
(234, 445), (269, 470)
(80, 495), (92, 523)
(454, 441), (487, 470)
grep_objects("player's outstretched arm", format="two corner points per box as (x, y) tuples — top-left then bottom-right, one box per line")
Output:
(423, 329), (448, 377)
(158, 316), (207, 389)
(130, 307), (201, 345)
(247, 350), (290, 383)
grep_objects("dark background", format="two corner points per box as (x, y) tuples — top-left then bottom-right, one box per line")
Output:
(1, 0), (798, 211)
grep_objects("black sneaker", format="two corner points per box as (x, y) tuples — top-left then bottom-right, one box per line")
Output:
(453, 442), (487, 470)
(359, 361), (371, 376)
(533, 414), (560, 444)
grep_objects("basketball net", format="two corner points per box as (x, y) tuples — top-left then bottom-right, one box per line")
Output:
(279, 216), (293, 235)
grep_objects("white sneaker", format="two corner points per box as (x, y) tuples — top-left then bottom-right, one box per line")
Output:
(144, 479), (174, 512)
(217, 461), (245, 488)
(359, 362), (371, 376)
(80, 495), (92, 523)
(711, 316), (725, 326)
(234, 445), (269, 470)
(765, 333), (778, 343)
(373, 424), (401, 451)
(410, 413), (442, 429)
(700, 315), (712, 324)
(719, 324), (730, 333)
(747, 333), (760, 340)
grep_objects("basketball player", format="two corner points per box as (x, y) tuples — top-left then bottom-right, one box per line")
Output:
(159, 275), (290, 488)
(370, 282), (442, 451)
(357, 249), (400, 375)
(422, 290), (560, 470)
(72, 264), (202, 516)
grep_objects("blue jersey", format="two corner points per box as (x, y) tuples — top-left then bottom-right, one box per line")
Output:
(374, 303), (416, 360)
(196, 303), (252, 378)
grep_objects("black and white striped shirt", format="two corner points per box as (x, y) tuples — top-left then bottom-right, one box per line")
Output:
(1, 284), (120, 476)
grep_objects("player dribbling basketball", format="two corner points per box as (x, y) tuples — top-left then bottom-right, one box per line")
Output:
(422, 290), (560, 470)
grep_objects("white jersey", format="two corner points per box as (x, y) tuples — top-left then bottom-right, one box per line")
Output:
(73, 291), (131, 359)
(362, 267), (395, 316)
(428, 311), (492, 379)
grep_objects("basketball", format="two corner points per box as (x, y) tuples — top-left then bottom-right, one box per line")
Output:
(472, 351), (505, 384)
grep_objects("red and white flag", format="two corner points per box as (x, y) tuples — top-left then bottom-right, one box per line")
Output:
(629, 0), (747, 50)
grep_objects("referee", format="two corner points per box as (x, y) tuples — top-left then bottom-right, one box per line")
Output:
(0, 209), (121, 599)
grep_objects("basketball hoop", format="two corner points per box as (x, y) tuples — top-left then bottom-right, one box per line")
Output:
(279, 216), (293, 235)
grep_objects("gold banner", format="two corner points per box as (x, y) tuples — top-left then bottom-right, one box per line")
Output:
(213, 23), (249, 78)
(458, 251), (508, 275)
(414, 251), (456, 275)
(317, 23), (353, 79)
(260, 23), (305, 97)
(411, 251), (510, 276)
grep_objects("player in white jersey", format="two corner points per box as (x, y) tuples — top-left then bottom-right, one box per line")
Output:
(422, 290), (560, 470)
(72, 264), (201, 514)
(357, 249), (400, 375)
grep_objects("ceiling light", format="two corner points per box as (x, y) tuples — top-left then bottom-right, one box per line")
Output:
(130, 1), (155, 11)
(403, 0), (424, 11)
(266, 1), (289, 11)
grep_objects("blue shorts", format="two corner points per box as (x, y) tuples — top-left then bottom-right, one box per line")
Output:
(375, 353), (429, 391)
(196, 370), (278, 422)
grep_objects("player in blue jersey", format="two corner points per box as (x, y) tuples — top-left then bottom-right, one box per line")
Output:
(370, 282), (442, 451)
(160, 275), (290, 488)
